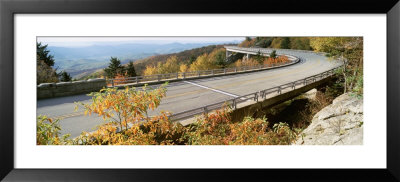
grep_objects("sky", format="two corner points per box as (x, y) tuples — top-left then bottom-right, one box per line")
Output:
(37, 37), (245, 47)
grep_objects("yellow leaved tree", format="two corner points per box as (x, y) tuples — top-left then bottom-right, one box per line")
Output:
(76, 83), (168, 131)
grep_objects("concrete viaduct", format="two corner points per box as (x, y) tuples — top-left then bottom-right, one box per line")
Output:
(225, 46), (303, 61)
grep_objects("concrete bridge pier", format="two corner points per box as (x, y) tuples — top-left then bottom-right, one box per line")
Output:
(226, 50), (232, 61)
(229, 76), (335, 122)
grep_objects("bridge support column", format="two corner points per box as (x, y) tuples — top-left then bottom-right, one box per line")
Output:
(226, 50), (232, 61)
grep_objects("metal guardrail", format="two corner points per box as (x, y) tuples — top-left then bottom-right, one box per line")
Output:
(107, 52), (300, 87)
(168, 65), (342, 122)
(224, 46), (328, 56)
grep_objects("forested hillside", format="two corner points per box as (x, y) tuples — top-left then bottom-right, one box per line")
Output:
(239, 37), (312, 50)
(83, 44), (230, 79)
(134, 44), (229, 74)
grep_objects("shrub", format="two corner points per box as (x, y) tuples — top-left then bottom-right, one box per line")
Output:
(73, 111), (186, 145)
(184, 108), (297, 145)
(75, 83), (168, 131)
(37, 115), (70, 145)
(111, 73), (129, 86)
(263, 55), (289, 66)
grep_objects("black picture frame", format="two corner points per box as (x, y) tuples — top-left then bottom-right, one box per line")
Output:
(1, 0), (399, 181)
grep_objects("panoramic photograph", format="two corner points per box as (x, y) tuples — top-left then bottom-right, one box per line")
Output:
(36, 36), (363, 145)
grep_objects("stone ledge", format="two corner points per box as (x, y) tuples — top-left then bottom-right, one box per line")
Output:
(37, 79), (107, 100)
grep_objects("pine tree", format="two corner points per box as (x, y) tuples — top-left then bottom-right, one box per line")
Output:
(104, 57), (124, 78)
(59, 71), (72, 82)
(37, 42), (55, 67)
(214, 50), (227, 68)
(126, 61), (137, 77)
(255, 51), (264, 64)
(269, 50), (277, 59)
(280, 37), (291, 49)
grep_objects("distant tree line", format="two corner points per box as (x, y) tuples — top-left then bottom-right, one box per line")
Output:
(133, 45), (228, 75)
(142, 48), (227, 76)
(239, 37), (312, 50)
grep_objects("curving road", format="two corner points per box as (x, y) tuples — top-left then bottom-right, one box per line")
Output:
(37, 48), (342, 137)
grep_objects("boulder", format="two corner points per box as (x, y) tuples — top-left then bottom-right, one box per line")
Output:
(294, 93), (363, 145)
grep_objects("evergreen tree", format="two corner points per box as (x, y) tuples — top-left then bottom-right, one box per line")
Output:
(255, 51), (264, 64)
(37, 42), (55, 67)
(189, 55), (196, 64)
(280, 37), (291, 49)
(126, 61), (137, 77)
(104, 57), (124, 78)
(269, 50), (277, 59)
(214, 50), (227, 68)
(59, 71), (72, 82)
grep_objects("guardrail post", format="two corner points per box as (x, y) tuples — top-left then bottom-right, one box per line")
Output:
(183, 72), (186, 79)
(111, 80), (114, 87)
(224, 68), (226, 74)
(233, 99), (236, 110)
(278, 87), (281, 94)
(157, 75), (161, 82)
(204, 107), (208, 115)
(304, 79), (306, 85)
(198, 71), (200, 77)
(135, 77), (138, 84)
(292, 82), (295, 89)
(176, 73), (179, 79)
(235, 68), (237, 72)
(254, 93), (258, 102)
(211, 70), (214, 75)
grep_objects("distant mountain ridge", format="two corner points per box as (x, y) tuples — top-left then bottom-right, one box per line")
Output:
(48, 42), (239, 78)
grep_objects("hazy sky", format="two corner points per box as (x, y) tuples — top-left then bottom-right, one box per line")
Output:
(37, 37), (245, 47)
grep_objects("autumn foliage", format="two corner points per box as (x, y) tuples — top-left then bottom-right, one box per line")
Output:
(38, 81), (300, 145)
(107, 73), (129, 86)
(36, 115), (70, 145)
(70, 83), (189, 145)
(183, 107), (298, 145)
(72, 111), (186, 145)
(39, 99), (300, 145)
(264, 55), (289, 65)
(234, 55), (289, 68)
(76, 83), (168, 131)
(143, 56), (180, 76)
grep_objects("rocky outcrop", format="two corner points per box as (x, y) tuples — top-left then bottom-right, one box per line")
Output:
(295, 93), (363, 145)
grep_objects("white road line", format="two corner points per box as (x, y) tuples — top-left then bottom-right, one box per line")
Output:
(183, 80), (239, 98)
